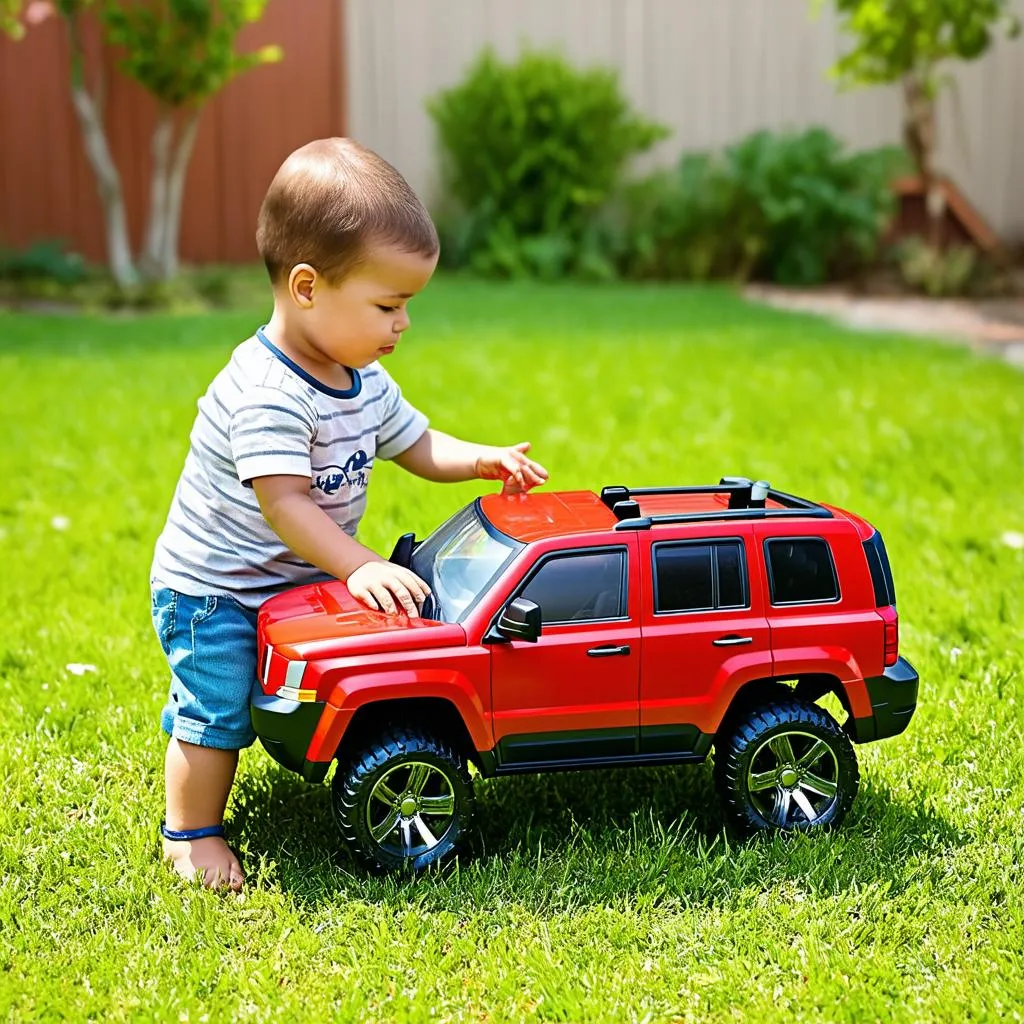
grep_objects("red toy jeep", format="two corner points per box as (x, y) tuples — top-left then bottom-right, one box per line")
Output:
(253, 478), (918, 872)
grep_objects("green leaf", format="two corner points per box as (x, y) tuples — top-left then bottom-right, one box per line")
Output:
(823, 0), (1021, 86)
(101, 0), (280, 106)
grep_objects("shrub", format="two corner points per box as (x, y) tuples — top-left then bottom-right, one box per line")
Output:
(896, 238), (980, 297)
(614, 155), (763, 282)
(0, 239), (87, 286)
(618, 128), (909, 286)
(429, 48), (667, 277)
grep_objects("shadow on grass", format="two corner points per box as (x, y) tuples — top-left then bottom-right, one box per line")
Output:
(229, 757), (964, 913)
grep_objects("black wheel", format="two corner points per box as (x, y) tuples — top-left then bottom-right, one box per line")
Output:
(714, 699), (859, 834)
(332, 727), (475, 873)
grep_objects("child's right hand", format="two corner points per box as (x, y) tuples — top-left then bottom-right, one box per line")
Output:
(347, 561), (431, 618)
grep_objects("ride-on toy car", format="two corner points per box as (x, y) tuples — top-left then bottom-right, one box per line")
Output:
(252, 477), (918, 872)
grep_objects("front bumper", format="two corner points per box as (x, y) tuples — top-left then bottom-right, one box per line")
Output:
(251, 693), (330, 783)
(849, 656), (919, 743)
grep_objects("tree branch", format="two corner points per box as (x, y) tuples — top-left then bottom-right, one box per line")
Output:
(65, 8), (136, 287)
(159, 106), (203, 281)
(142, 108), (173, 280)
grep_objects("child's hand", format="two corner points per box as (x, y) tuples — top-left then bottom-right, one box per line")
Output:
(475, 442), (549, 496)
(347, 561), (431, 618)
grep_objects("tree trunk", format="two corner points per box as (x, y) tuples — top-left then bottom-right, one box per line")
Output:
(902, 72), (943, 248)
(141, 109), (174, 280)
(66, 16), (137, 288)
(158, 107), (202, 281)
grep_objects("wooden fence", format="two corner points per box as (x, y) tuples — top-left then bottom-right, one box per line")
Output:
(2, 0), (1022, 265)
(0, 0), (346, 264)
(347, 0), (1024, 244)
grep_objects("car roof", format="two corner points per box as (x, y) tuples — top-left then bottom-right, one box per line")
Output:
(480, 491), (614, 542)
(479, 489), (801, 544)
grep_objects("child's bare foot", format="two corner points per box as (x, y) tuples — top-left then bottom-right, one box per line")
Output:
(163, 835), (244, 890)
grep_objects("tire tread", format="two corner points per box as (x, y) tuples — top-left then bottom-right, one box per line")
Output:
(714, 699), (859, 834)
(331, 726), (474, 872)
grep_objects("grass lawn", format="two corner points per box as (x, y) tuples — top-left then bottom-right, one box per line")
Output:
(1, 278), (1022, 1022)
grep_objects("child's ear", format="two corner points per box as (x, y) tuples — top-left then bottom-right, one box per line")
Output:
(288, 264), (317, 308)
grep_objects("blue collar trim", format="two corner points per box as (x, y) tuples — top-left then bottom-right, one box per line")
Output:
(256, 327), (362, 399)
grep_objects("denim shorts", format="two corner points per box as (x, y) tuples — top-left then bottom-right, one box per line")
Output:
(152, 586), (260, 750)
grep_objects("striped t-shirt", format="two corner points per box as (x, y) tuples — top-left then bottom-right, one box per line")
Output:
(150, 329), (428, 610)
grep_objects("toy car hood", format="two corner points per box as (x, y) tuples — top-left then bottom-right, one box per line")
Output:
(257, 579), (464, 659)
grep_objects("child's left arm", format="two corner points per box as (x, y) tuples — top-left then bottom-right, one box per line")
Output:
(393, 429), (548, 495)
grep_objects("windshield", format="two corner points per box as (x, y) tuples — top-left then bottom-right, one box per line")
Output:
(411, 501), (521, 623)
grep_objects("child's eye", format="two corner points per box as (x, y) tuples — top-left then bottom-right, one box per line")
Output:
(377, 304), (397, 313)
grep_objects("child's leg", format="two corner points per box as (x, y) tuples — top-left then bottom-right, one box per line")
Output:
(151, 588), (259, 890)
(163, 738), (243, 889)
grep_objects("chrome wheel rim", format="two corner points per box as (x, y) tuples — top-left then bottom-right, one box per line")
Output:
(747, 730), (839, 827)
(366, 761), (457, 859)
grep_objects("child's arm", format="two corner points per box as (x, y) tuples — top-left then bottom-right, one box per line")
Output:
(393, 429), (549, 494)
(251, 474), (430, 617)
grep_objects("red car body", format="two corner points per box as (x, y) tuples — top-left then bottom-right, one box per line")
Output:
(252, 480), (918, 790)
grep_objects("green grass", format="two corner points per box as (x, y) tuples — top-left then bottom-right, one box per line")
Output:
(1, 278), (1023, 1022)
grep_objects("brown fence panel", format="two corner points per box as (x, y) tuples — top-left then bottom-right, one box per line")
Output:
(0, 0), (345, 265)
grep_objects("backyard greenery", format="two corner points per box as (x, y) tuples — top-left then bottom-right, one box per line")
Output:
(820, 0), (1021, 244)
(1, 279), (1022, 1021)
(430, 48), (666, 281)
(428, 48), (910, 288)
(5, 0), (281, 287)
(617, 128), (907, 286)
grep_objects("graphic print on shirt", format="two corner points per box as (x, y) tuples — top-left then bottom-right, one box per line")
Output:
(313, 449), (370, 496)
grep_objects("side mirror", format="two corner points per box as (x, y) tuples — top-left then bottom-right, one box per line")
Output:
(497, 597), (542, 643)
(389, 532), (417, 569)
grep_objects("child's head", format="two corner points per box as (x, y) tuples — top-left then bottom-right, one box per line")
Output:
(257, 138), (439, 368)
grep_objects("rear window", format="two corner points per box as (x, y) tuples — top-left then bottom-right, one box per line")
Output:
(862, 531), (896, 607)
(765, 537), (839, 605)
(654, 540), (748, 613)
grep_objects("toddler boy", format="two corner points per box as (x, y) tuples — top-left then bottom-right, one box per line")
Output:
(150, 138), (547, 889)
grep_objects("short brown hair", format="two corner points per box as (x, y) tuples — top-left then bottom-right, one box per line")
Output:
(256, 138), (439, 285)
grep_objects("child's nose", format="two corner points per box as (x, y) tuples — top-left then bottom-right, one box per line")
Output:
(393, 309), (410, 333)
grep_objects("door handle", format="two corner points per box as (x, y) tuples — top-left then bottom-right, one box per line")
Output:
(712, 635), (753, 647)
(587, 644), (631, 657)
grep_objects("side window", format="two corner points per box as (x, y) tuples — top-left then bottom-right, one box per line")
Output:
(765, 538), (839, 604)
(654, 540), (748, 613)
(519, 550), (626, 624)
(716, 542), (746, 608)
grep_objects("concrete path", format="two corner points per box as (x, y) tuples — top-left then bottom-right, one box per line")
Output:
(743, 285), (1024, 367)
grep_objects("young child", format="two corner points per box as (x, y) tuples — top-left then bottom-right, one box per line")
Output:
(150, 138), (548, 889)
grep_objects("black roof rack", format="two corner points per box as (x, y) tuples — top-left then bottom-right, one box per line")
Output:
(601, 477), (833, 531)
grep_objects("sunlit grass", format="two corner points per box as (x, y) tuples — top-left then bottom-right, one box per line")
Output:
(0, 278), (1022, 1021)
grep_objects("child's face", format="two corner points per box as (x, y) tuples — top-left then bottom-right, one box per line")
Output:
(303, 244), (438, 368)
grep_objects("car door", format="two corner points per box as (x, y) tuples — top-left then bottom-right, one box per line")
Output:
(489, 538), (641, 767)
(754, 522), (880, 686)
(639, 529), (772, 752)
